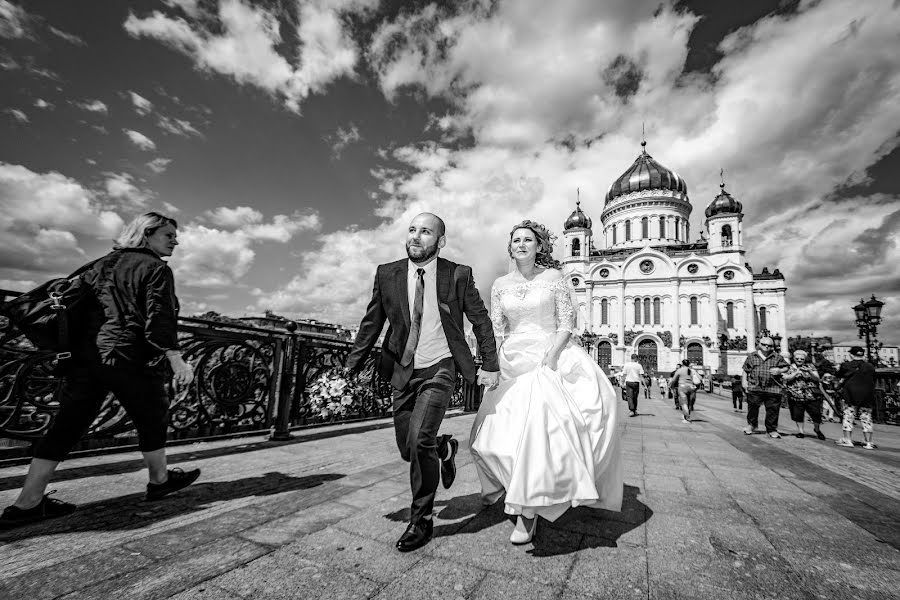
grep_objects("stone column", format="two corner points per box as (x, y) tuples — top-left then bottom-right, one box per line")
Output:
(777, 291), (788, 355)
(617, 280), (626, 354)
(672, 279), (681, 351)
(586, 282), (595, 333)
(708, 276), (719, 334)
(744, 284), (756, 352)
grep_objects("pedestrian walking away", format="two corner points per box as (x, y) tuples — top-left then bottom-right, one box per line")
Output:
(731, 375), (744, 411)
(344, 212), (500, 552)
(741, 336), (790, 438)
(1, 212), (200, 531)
(834, 346), (877, 449)
(669, 359), (698, 423)
(620, 354), (645, 417)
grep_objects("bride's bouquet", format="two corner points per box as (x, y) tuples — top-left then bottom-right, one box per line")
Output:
(307, 368), (384, 420)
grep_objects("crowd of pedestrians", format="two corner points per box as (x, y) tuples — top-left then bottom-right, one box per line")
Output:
(606, 337), (881, 449)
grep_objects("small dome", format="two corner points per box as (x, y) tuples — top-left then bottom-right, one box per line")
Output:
(564, 200), (592, 231)
(705, 184), (743, 218)
(605, 141), (688, 203)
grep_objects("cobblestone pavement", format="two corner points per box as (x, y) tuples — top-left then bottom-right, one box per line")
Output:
(1, 390), (899, 600)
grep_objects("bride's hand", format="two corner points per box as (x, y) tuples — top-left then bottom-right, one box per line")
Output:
(541, 350), (560, 371)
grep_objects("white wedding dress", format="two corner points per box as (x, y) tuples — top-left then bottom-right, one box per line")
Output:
(469, 272), (623, 521)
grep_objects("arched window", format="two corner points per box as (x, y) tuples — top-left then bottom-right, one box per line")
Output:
(625, 220), (632, 241)
(759, 306), (767, 331)
(601, 299), (609, 324)
(612, 226), (617, 245)
(634, 298), (642, 325)
(726, 301), (734, 328)
(572, 238), (581, 256)
(641, 217), (649, 239)
(643, 298), (651, 324)
(686, 222), (690, 241)
(722, 224), (732, 246)
(690, 296), (698, 325)
(653, 297), (661, 325)
(598, 341), (612, 373)
(674, 217), (680, 241)
(659, 216), (666, 239)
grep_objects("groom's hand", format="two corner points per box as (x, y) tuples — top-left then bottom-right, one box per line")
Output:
(477, 369), (499, 390)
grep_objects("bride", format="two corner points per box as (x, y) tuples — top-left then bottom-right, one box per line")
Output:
(469, 219), (623, 544)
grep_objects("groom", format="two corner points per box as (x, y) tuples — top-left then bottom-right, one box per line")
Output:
(345, 212), (500, 552)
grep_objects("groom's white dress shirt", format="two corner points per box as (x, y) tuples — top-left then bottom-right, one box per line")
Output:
(407, 259), (451, 370)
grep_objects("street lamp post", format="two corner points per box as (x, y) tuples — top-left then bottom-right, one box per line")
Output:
(853, 295), (885, 366)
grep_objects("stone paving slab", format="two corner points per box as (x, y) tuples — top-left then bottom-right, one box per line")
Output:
(2, 398), (900, 599)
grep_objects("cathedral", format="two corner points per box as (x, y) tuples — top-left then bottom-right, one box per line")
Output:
(561, 141), (788, 376)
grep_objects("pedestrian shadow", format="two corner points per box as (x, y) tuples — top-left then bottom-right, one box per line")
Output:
(529, 484), (651, 557)
(0, 471), (344, 540)
(383, 492), (508, 537)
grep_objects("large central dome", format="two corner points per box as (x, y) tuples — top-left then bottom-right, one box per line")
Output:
(605, 141), (688, 203)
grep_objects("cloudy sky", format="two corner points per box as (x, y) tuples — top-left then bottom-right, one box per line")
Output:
(1, 0), (899, 344)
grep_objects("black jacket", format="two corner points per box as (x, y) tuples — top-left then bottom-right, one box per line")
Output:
(345, 257), (499, 388)
(77, 248), (180, 366)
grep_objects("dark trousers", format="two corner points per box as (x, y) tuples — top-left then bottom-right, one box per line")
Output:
(33, 363), (170, 461)
(392, 357), (456, 524)
(625, 382), (640, 412)
(732, 393), (744, 410)
(746, 390), (782, 433)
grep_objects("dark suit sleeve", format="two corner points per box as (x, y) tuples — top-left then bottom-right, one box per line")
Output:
(460, 267), (499, 373)
(345, 268), (388, 375)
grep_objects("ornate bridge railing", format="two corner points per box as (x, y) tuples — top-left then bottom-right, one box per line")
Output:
(0, 308), (481, 460)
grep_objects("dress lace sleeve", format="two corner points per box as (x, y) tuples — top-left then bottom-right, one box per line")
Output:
(490, 284), (508, 343)
(553, 278), (577, 334)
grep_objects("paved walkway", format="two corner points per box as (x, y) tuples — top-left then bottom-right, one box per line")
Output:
(1, 391), (900, 600)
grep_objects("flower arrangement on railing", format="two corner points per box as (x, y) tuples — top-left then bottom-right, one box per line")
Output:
(307, 369), (389, 421)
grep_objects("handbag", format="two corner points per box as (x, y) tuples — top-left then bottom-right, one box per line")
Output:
(690, 368), (702, 386)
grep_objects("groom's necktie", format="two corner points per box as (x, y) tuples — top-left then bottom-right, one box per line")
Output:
(401, 268), (425, 367)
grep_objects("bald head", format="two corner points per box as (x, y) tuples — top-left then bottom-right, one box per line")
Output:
(406, 213), (446, 265)
(759, 336), (774, 354)
(411, 212), (445, 237)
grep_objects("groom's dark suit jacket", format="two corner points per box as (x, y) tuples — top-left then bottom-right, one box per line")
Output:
(346, 257), (499, 388)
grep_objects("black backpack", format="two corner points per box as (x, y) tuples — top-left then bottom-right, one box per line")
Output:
(0, 256), (106, 360)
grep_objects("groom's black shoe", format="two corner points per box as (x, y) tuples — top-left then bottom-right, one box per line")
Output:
(396, 519), (433, 552)
(439, 435), (459, 489)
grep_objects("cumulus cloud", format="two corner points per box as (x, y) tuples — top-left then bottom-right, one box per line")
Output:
(0, 162), (123, 274)
(123, 128), (157, 150)
(169, 208), (322, 287)
(0, 0), (30, 39)
(123, 0), (376, 113)
(103, 172), (155, 208)
(33, 98), (52, 109)
(252, 0), (900, 342)
(324, 123), (361, 158)
(128, 90), (154, 115)
(74, 99), (108, 114)
(147, 157), (172, 173)
(5, 108), (28, 122)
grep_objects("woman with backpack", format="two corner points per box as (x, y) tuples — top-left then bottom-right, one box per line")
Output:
(1, 212), (200, 530)
(669, 359), (699, 423)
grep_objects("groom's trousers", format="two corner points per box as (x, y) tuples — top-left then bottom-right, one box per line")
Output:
(392, 357), (456, 524)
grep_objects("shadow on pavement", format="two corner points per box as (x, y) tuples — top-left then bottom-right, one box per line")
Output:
(383, 492), (508, 537)
(530, 484), (652, 557)
(0, 471), (344, 540)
